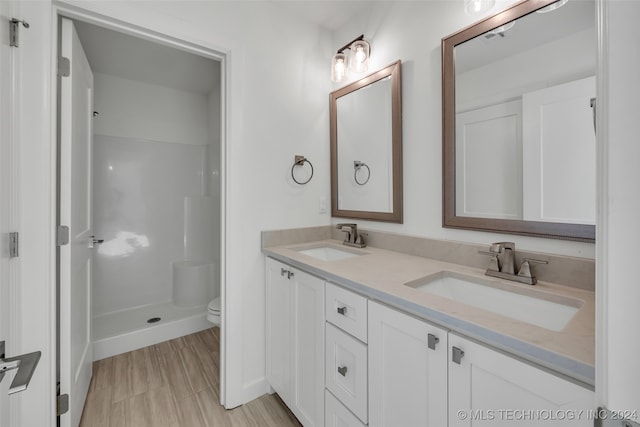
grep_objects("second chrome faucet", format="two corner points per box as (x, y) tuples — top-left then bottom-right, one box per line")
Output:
(336, 223), (366, 248)
(479, 242), (548, 285)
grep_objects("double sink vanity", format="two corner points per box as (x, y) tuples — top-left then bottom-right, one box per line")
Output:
(263, 226), (595, 427)
(266, 0), (598, 424)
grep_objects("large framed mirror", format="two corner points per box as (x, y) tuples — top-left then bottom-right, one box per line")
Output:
(442, 0), (596, 241)
(331, 60), (403, 223)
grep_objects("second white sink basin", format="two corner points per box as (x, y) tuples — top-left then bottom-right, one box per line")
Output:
(296, 245), (365, 261)
(405, 271), (582, 331)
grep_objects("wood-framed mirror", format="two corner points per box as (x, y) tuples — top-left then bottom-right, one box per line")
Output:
(442, 0), (596, 241)
(330, 60), (403, 223)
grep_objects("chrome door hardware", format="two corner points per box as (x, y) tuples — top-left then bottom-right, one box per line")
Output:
(9, 18), (30, 48)
(337, 366), (348, 377)
(0, 341), (41, 394)
(279, 268), (294, 279)
(9, 232), (19, 258)
(57, 225), (70, 246)
(452, 346), (465, 365)
(427, 333), (440, 350)
(90, 236), (104, 245)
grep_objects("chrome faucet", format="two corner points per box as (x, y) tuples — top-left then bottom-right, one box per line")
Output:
(336, 223), (366, 248)
(479, 242), (548, 285)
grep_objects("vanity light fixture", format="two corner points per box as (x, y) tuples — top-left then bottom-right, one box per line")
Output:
(536, 0), (568, 13)
(464, 0), (495, 15)
(330, 35), (371, 83)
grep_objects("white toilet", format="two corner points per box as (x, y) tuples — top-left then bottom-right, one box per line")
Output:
(207, 296), (221, 326)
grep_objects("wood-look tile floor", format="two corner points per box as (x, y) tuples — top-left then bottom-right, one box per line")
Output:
(80, 327), (302, 427)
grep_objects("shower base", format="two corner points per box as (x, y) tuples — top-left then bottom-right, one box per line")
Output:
(92, 301), (212, 360)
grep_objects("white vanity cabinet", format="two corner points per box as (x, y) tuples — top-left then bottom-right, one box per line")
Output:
(448, 333), (594, 427)
(324, 282), (369, 426)
(368, 301), (448, 427)
(265, 258), (325, 427)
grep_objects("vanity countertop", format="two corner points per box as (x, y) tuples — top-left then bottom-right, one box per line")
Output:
(263, 239), (595, 387)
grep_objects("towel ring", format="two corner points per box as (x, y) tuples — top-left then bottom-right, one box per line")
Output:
(354, 161), (370, 185)
(291, 155), (314, 185)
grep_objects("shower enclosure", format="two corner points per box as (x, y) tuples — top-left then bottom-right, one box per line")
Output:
(73, 21), (222, 360)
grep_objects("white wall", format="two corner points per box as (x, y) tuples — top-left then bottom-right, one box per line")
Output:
(94, 72), (210, 145)
(92, 135), (208, 315)
(331, 0), (594, 259)
(597, 0), (640, 415)
(92, 73), (214, 315)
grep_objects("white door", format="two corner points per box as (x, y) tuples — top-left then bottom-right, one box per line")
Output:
(291, 267), (324, 427)
(448, 333), (594, 427)
(265, 258), (292, 400)
(59, 17), (94, 427)
(0, 1), (13, 423)
(368, 301), (448, 427)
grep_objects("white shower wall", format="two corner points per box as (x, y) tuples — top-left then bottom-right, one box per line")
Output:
(93, 135), (208, 315)
(92, 72), (219, 317)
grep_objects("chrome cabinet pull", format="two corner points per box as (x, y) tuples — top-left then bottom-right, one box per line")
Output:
(337, 366), (348, 377)
(452, 346), (465, 365)
(0, 341), (41, 395)
(280, 268), (294, 279)
(337, 306), (347, 315)
(428, 333), (440, 350)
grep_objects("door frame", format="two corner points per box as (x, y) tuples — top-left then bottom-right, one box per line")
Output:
(51, 3), (230, 408)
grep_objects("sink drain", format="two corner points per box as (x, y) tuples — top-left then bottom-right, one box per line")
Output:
(147, 317), (161, 324)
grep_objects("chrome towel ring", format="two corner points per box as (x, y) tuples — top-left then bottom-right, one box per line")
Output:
(291, 155), (314, 185)
(354, 161), (370, 185)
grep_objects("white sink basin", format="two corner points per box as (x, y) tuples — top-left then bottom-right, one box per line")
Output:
(405, 271), (582, 331)
(296, 245), (365, 261)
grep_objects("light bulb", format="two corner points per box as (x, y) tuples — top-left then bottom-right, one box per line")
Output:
(331, 53), (348, 82)
(464, 0), (495, 15)
(348, 40), (370, 74)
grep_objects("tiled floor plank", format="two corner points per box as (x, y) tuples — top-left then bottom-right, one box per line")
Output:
(80, 327), (301, 427)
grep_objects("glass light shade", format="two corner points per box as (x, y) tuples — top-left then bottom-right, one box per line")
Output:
(331, 52), (348, 82)
(536, 0), (568, 13)
(348, 40), (370, 74)
(464, 0), (496, 15)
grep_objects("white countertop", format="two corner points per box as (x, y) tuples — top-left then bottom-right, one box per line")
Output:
(264, 239), (595, 386)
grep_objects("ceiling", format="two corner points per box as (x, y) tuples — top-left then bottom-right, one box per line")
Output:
(271, 1), (372, 31)
(74, 20), (221, 95)
(456, 0), (596, 73)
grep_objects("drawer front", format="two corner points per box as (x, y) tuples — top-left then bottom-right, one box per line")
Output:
(325, 282), (368, 343)
(325, 323), (368, 423)
(325, 389), (366, 427)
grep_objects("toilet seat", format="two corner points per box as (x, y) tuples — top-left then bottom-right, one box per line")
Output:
(208, 296), (221, 314)
(207, 296), (221, 325)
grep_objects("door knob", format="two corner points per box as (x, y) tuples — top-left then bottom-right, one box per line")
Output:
(0, 341), (41, 394)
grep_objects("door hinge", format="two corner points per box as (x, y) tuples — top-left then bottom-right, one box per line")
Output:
(58, 57), (70, 77)
(57, 225), (70, 246)
(57, 393), (69, 416)
(9, 18), (29, 48)
(9, 232), (19, 258)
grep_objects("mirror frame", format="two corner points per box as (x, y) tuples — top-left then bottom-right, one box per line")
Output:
(442, 0), (595, 242)
(331, 60), (403, 223)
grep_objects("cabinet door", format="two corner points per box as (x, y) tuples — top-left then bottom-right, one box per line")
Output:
(265, 258), (292, 401)
(449, 333), (594, 427)
(291, 268), (325, 427)
(368, 301), (448, 427)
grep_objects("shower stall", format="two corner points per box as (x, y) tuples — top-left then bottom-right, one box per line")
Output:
(73, 21), (222, 360)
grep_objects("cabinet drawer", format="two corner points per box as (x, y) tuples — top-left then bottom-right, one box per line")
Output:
(326, 282), (368, 343)
(325, 389), (366, 427)
(325, 323), (368, 423)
